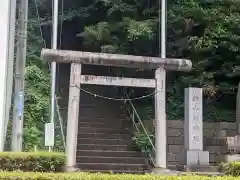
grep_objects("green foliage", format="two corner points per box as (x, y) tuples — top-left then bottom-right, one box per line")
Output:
(132, 131), (154, 153)
(79, 0), (239, 121)
(24, 0), (240, 151)
(17, 1), (64, 151)
(221, 162), (240, 176)
(23, 24), (51, 151)
(0, 172), (236, 180)
(0, 152), (65, 172)
(166, 94), (184, 120)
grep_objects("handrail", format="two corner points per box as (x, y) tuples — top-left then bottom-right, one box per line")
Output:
(125, 92), (156, 166)
(55, 96), (66, 149)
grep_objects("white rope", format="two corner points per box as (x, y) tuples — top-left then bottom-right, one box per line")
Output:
(71, 85), (156, 101)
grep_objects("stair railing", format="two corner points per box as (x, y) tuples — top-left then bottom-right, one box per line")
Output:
(55, 96), (66, 149)
(125, 92), (156, 167)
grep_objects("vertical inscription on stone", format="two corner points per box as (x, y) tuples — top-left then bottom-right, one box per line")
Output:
(184, 88), (203, 151)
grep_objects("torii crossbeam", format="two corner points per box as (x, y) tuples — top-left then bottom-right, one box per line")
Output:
(41, 49), (192, 71)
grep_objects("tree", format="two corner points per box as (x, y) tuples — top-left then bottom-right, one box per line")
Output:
(80, 0), (240, 121)
(11, 0), (239, 150)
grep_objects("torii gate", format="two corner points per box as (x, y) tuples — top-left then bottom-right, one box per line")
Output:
(41, 48), (192, 172)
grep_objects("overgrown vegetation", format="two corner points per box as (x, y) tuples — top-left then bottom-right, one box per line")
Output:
(20, 0), (240, 150)
(132, 131), (154, 153)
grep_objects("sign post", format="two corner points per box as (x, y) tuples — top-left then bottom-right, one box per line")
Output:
(45, 123), (55, 151)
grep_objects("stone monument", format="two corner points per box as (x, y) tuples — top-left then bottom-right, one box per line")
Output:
(184, 87), (209, 170)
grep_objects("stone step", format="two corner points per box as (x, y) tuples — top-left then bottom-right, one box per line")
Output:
(79, 114), (127, 119)
(77, 138), (133, 145)
(79, 108), (125, 117)
(76, 150), (142, 157)
(76, 156), (146, 164)
(77, 144), (131, 151)
(79, 104), (103, 108)
(78, 127), (131, 134)
(79, 102), (123, 108)
(78, 117), (129, 123)
(184, 165), (220, 172)
(79, 100), (122, 106)
(78, 121), (132, 129)
(77, 162), (147, 172)
(78, 133), (132, 139)
(79, 100), (123, 107)
(61, 99), (118, 107)
(79, 97), (123, 106)
(81, 169), (151, 174)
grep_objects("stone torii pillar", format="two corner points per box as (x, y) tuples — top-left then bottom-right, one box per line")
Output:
(41, 48), (192, 172)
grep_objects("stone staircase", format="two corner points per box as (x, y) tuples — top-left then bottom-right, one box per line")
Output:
(75, 85), (150, 174)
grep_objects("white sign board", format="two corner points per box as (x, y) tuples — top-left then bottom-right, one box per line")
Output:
(45, 123), (55, 147)
(184, 88), (203, 151)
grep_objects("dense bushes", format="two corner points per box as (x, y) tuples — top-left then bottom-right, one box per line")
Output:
(0, 152), (65, 172)
(1, 151), (240, 178)
(0, 172), (237, 180)
(221, 162), (240, 176)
